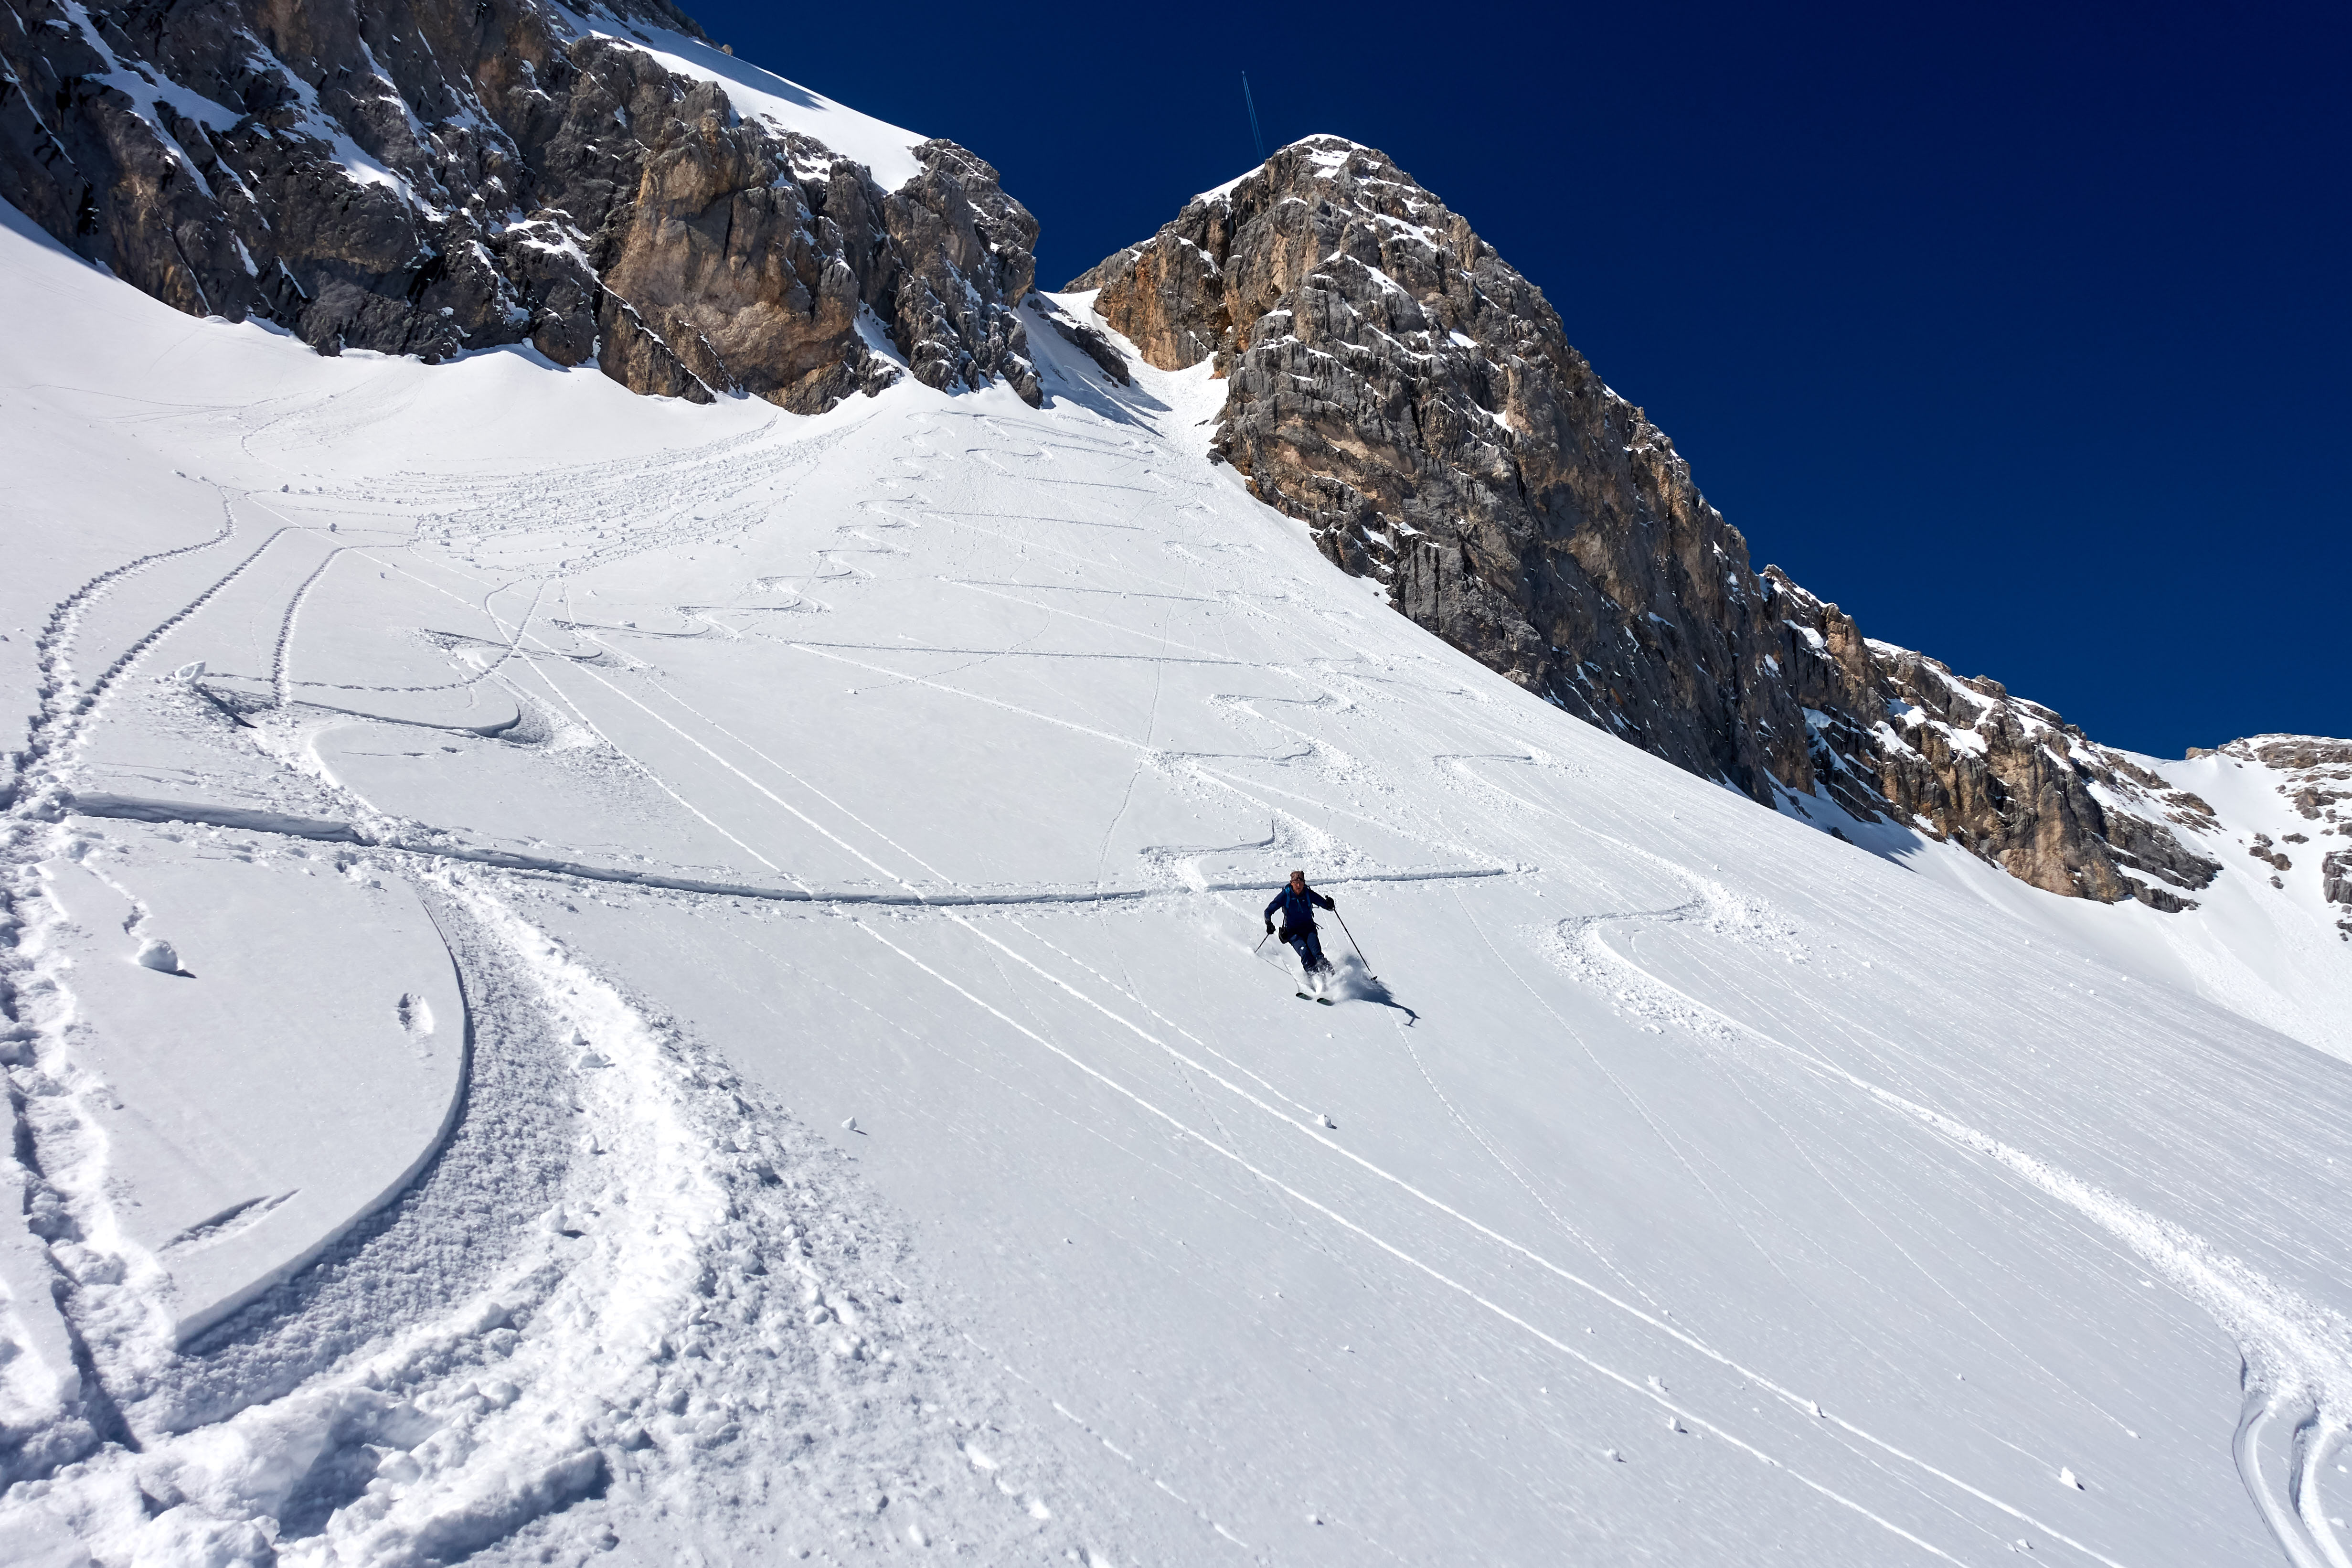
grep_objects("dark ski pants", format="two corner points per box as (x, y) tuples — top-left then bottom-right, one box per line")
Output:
(1286, 927), (1330, 974)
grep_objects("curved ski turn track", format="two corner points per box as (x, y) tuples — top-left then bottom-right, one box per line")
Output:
(3, 211), (2350, 1565)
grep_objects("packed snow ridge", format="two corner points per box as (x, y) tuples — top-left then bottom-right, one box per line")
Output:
(4, 151), (2352, 1568)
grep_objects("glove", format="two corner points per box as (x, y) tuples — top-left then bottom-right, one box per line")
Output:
(1326, 895), (1337, 909)
(1264, 921), (1274, 936)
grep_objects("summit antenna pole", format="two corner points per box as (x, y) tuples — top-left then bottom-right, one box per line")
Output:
(1242, 72), (1266, 163)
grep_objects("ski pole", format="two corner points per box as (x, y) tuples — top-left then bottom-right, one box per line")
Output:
(1333, 909), (1373, 978)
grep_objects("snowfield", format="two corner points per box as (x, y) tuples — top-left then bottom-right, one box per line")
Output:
(3, 197), (2351, 1568)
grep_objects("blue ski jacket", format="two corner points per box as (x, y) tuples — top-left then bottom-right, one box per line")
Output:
(1265, 883), (1334, 932)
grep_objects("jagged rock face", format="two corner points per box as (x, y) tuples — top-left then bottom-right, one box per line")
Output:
(1072, 136), (1817, 803)
(0, 0), (1039, 412)
(1764, 572), (2223, 907)
(1073, 134), (2227, 910)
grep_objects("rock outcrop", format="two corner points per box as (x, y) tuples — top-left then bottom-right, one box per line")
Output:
(1071, 135), (2230, 909)
(1764, 574), (2223, 907)
(0, 0), (1038, 411)
(1073, 137), (1816, 802)
(2196, 736), (2352, 937)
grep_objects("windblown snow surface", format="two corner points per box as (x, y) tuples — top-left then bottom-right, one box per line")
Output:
(2, 198), (2351, 1568)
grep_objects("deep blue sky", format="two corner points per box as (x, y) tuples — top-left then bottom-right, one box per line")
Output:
(687, 0), (2347, 757)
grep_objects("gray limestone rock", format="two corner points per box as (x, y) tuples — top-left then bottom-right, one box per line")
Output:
(1073, 134), (2234, 911)
(0, 0), (1038, 412)
(1075, 136), (1816, 804)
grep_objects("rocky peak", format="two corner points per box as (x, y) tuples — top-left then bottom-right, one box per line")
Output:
(0, 0), (1038, 410)
(1071, 134), (2248, 914)
(1073, 134), (1817, 803)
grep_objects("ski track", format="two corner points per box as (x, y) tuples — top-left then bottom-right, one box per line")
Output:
(532, 408), (2335, 1563)
(2, 846), (1117, 1561)
(882, 415), (2345, 1564)
(463, 561), (2141, 1564)
(6, 493), (266, 811)
(701, 411), (2333, 1561)
(1551, 853), (2352, 1568)
(268, 541), (351, 711)
(1447, 747), (2352, 1564)
(5, 363), (2339, 1567)
(13, 865), (1114, 1561)
(0, 493), (320, 1481)
(0, 442), (1130, 1563)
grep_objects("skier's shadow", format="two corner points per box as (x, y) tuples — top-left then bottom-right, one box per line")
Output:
(1333, 959), (1420, 1025)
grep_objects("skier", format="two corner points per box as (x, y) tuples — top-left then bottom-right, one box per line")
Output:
(1265, 869), (1337, 991)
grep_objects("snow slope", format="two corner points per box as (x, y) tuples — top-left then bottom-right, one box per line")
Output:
(1771, 747), (2352, 1065)
(3, 200), (2352, 1567)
